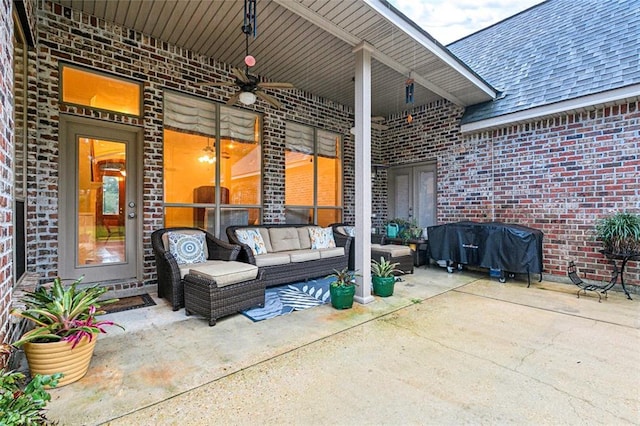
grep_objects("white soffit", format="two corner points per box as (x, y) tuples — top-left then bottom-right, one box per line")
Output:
(56, 0), (496, 116)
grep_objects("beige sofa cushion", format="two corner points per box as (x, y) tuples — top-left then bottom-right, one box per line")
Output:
(372, 244), (412, 257)
(257, 228), (273, 252)
(269, 227), (301, 252)
(188, 260), (259, 287)
(319, 247), (345, 259)
(254, 252), (292, 267)
(297, 227), (312, 249)
(285, 249), (321, 263)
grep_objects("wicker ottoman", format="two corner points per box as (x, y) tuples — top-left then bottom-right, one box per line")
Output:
(371, 244), (414, 275)
(183, 262), (265, 326)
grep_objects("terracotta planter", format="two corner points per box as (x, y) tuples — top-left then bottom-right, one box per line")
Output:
(23, 335), (98, 387)
(372, 276), (395, 297)
(330, 285), (355, 309)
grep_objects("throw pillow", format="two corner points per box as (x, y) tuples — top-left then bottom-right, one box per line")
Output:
(235, 229), (267, 255)
(343, 226), (356, 237)
(309, 227), (336, 249)
(167, 232), (206, 265)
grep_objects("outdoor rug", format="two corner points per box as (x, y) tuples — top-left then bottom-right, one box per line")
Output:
(242, 276), (332, 322)
(103, 293), (156, 314)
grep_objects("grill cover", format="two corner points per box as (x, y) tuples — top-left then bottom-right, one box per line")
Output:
(427, 221), (543, 274)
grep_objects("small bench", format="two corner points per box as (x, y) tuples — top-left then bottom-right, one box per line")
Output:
(184, 261), (265, 326)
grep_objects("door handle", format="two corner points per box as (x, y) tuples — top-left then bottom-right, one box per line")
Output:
(128, 212), (136, 219)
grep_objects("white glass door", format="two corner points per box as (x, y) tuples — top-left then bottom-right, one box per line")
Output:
(59, 117), (140, 283)
(388, 163), (437, 228)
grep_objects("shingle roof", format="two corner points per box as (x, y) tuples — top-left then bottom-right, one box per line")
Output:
(448, 0), (640, 124)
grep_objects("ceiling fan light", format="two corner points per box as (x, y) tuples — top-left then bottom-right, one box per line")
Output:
(239, 91), (257, 105)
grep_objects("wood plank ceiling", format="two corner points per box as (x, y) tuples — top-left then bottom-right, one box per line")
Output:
(56, 0), (495, 117)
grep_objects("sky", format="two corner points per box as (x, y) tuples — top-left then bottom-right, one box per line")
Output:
(389, 0), (545, 45)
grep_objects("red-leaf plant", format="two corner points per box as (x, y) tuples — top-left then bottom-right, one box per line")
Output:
(11, 277), (124, 349)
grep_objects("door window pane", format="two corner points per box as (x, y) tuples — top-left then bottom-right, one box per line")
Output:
(77, 138), (126, 265)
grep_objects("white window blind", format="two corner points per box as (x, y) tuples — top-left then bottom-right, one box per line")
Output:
(220, 106), (257, 142)
(285, 122), (314, 155)
(163, 91), (216, 136)
(317, 129), (339, 158)
(286, 122), (339, 158)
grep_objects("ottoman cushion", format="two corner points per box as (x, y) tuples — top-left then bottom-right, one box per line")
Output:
(189, 261), (259, 287)
(371, 244), (412, 257)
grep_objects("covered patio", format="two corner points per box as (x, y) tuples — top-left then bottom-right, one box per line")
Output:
(45, 268), (639, 425)
(3, 1), (639, 422)
(34, 0), (495, 300)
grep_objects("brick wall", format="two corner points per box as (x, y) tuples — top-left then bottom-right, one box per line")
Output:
(0, 0), (14, 362)
(32, 2), (353, 288)
(381, 100), (640, 289)
(22, 1), (640, 296)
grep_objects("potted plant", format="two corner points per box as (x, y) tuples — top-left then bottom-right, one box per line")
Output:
(371, 257), (401, 297)
(10, 276), (123, 387)
(0, 368), (62, 425)
(327, 268), (358, 309)
(595, 212), (640, 256)
(0, 342), (61, 425)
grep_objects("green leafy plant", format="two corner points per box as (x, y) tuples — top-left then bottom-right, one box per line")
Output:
(594, 212), (640, 255)
(11, 277), (123, 348)
(327, 268), (359, 288)
(371, 257), (401, 278)
(0, 362), (61, 426)
(386, 218), (421, 241)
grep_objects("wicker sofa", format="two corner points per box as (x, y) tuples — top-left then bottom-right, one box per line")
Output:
(226, 224), (351, 288)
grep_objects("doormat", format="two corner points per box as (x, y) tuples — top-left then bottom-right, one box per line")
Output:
(103, 293), (156, 314)
(242, 277), (332, 322)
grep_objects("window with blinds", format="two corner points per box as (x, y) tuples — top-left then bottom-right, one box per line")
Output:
(163, 91), (262, 238)
(284, 121), (342, 226)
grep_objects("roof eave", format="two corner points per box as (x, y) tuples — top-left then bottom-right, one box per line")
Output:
(460, 84), (640, 134)
(364, 0), (497, 105)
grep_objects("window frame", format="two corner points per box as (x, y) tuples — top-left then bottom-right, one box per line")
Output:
(59, 63), (143, 118)
(284, 121), (343, 225)
(162, 91), (264, 236)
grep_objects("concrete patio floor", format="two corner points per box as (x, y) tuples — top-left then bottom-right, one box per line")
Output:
(45, 267), (640, 425)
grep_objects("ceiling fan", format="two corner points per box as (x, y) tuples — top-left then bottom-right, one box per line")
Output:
(199, 0), (294, 109)
(202, 67), (294, 109)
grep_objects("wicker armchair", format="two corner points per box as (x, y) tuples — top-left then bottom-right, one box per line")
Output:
(151, 227), (240, 310)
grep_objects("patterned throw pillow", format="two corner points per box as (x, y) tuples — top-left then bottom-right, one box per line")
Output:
(309, 227), (336, 249)
(343, 226), (356, 237)
(167, 232), (206, 265)
(235, 229), (267, 255)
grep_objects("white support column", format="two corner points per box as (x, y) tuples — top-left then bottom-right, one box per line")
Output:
(353, 42), (375, 305)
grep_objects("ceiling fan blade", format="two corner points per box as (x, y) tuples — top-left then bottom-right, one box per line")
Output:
(372, 122), (389, 131)
(371, 116), (386, 122)
(258, 82), (295, 89)
(226, 92), (241, 106)
(231, 67), (250, 83)
(256, 90), (282, 109)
